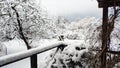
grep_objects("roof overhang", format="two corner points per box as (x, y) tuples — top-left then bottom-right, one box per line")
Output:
(97, 0), (120, 8)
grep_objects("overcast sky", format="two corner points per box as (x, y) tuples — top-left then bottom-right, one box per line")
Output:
(41, 0), (102, 20)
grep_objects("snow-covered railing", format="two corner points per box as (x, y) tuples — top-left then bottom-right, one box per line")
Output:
(0, 41), (67, 68)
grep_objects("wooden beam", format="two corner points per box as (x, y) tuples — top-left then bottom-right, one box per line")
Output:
(91, 49), (120, 54)
(108, 50), (120, 54)
(97, 0), (120, 8)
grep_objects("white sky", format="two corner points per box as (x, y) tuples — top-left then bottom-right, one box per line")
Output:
(41, 0), (102, 20)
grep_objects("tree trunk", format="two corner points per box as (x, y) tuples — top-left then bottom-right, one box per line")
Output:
(11, 6), (37, 68)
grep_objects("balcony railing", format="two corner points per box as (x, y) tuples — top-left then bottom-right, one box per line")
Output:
(0, 41), (67, 68)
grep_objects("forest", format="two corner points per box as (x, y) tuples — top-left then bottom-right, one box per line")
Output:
(0, 0), (120, 68)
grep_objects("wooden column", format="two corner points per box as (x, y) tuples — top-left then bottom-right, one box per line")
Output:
(101, 1), (108, 68)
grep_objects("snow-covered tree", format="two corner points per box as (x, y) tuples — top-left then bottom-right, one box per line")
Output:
(0, 0), (48, 41)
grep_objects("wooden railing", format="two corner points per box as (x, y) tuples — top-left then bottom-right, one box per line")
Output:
(0, 41), (67, 68)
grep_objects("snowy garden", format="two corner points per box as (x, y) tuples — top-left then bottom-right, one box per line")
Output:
(0, 0), (120, 68)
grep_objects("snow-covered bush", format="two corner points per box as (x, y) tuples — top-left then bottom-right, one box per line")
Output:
(43, 40), (95, 68)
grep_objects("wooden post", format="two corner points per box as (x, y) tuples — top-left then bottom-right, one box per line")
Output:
(30, 54), (38, 68)
(101, 1), (108, 68)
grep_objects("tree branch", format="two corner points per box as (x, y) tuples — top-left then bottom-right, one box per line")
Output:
(11, 6), (31, 49)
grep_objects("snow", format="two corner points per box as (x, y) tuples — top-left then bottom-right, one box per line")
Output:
(32, 39), (91, 68)
(110, 44), (120, 51)
(0, 39), (88, 68)
(0, 43), (6, 56)
(0, 40), (67, 66)
(63, 43), (88, 62)
(0, 16), (120, 68)
(0, 39), (58, 68)
(2, 39), (27, 54)
(1, 58), (30, 68)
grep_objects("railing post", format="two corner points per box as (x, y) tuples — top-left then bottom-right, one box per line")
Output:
(30, 54), (37, 68)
